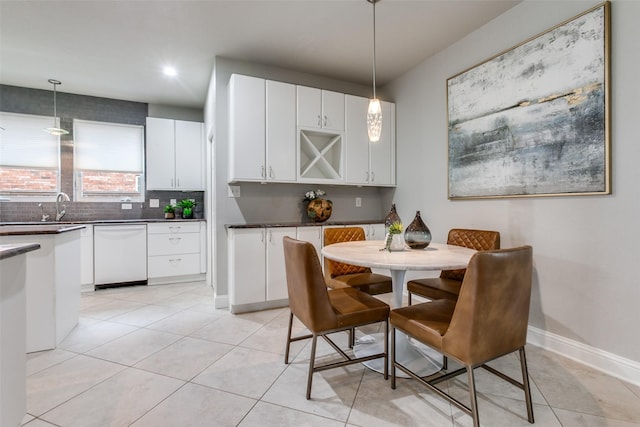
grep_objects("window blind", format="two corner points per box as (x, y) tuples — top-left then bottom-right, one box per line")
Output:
(74, 119), (144, 172)
(0, 112), (59, 168)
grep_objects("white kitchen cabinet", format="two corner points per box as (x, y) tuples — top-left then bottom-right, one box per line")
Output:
(94, 224), (147, 286)
(228, 75), (296, 182)
(297, 86), (345, 131)
(296, 226), (322, 257)
(146, 117), (205, 190)
(345, 95), (396, 186)
(228, 227), (295, 313)
(80, 224), (93, 290)
(147, 222), (204, 281)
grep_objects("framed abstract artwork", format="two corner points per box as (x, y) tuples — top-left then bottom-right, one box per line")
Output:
(447, 2), (610, 199)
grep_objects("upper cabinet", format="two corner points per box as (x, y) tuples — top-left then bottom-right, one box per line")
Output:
(297, 86), (344, 131)
(228, 75), (296, 182)
(227, 73), (395, 187)
(146, 117), (205, 190)
(345, 95), (395, 186)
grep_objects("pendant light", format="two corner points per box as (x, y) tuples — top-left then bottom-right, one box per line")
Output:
(367, 0), (382, 143)
(43, 79), (69, 136)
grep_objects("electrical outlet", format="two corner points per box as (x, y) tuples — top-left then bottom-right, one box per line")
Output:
(149, 198), (159, 208)
(121, 203), (132, 210)
(228, 185), (241, 198)
(170, 199), (177, 206)
(355, 197), (362, 207)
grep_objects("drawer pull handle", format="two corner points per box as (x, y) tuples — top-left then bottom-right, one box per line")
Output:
(169, 237), (182, 242)
(169, 226), (181, 233)
(169, 258), (182, 264)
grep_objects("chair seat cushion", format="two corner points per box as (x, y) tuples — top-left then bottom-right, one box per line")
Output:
(327, 272), (393, 295)
(328, 288), (390, 329)
(406, 277), (461, 301)
(390, 300), (456, 349)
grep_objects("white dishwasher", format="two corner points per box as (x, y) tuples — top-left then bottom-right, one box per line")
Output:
(94, 224), (147, 287)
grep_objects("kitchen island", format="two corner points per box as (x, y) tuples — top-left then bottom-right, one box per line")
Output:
(0, 224), (83, 352)
(1, 242), (40, 427)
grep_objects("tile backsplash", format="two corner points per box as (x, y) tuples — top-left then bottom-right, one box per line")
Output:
(0, 191), (205, 223)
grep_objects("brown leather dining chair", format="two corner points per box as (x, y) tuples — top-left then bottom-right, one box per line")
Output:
(390, 246), (534, 427)
(323, 226), (392, 295)
(282, 236), (390, 400)
(407, 228), (500, 304)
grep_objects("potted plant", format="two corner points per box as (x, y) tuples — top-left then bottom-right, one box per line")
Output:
(178, 199), (196, 219)
(163, 204), (175, 219)
(303, 189), (332, 223)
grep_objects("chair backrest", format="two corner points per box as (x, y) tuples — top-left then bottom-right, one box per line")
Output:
(440, 228), (501, 281)
(323, 227), (371, 278)
(282, 236), (338, 332)
(443, 246), (533, 365)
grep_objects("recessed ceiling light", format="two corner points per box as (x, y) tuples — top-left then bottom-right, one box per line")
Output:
(163, 66), (177, 77)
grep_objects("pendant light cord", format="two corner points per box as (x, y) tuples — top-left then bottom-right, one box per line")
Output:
(372, 0), (377, 99)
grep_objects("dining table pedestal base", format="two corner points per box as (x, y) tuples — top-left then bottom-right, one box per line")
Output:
(354, 330), (443, 378)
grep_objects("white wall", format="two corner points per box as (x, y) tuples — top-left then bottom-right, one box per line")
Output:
(387, 0), (640, 369)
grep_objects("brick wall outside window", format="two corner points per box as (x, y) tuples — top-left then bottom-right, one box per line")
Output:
(0, 167), (58, 192)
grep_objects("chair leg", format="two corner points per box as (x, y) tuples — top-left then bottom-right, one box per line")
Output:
(408, 291), (413, 306)
(349, 327), (355, 348)
(284, 312), (294, 364)
(306, 334), (318, 400)
(391, 326), (397, 389)
(519, 347), (535, 423)
(467, 366), (480, 427)
(443, 355), (448, 371)
(383, 320), (389, 380)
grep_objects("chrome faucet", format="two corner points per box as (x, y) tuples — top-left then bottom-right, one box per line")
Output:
(55, 192), (70, 221)
(38, 203), (50, 222)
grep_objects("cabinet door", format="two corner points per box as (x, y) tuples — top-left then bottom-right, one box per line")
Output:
(296, 226), (322, 258)
(297, 85), (322, 129)
(266, 227), (296, 301)
(266, 81), (296, 181)
(368, 223), (386, 240)
(146, 117), (176, 190)
(175, 120), (204, 190)
(229, 75), (266, 181)
(345, 95), (370, 185)
(322, 90), (345, 131)
(80, 225), (94, 286)
(229, 228), (266, 306)
(369, 101), (395, 185)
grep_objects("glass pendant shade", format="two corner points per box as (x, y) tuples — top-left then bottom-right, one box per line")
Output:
(367, 98), (382, 142)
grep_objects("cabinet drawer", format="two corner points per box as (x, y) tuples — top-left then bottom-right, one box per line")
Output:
(147, 222), (200, 234)
(148, 233), (200, 256)
(148, 253), (200, 278)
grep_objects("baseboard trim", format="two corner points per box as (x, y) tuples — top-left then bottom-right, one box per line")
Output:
(527, 325), (640, 387)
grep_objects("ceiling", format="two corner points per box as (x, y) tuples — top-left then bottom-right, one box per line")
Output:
(0, 0), (520, 109)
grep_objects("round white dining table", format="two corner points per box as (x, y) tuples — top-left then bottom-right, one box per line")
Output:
(321, 240), (477, 376)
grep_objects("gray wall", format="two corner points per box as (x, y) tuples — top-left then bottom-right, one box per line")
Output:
(207, 57), (397, 298)
(387, 0), (640, 364)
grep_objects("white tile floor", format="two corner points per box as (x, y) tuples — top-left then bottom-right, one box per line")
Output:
(22, 282), (640, 426)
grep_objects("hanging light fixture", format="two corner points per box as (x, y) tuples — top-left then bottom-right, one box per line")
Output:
(367, 0), (382, 142)
(43, 79), (69, 136)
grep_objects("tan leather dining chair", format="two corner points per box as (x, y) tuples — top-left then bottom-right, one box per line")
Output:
(407, 228), (500, 304)
(390, 246), (534, 427)
(282, 236), (390, 400)
(323, 227), (392, 295)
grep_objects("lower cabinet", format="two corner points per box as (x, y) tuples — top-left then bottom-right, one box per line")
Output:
(147, 221), (206, 283)
(228, 224), (382, 313)
(228, 227), (296, 313)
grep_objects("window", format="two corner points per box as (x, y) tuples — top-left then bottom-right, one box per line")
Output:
(74, 119), (145, 202)
(0, 112), (60, 199)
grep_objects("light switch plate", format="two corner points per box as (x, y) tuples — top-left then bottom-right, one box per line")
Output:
(170, 199), (177, 206)
(149, 198), (159, 208)
(355, 197), (362, 207)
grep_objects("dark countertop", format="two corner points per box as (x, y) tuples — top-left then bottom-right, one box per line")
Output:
(226, 219), (385, 229)
(0, 224), (86, 236)
(0, 218), (206, 226)
(0, 243), (41, 260)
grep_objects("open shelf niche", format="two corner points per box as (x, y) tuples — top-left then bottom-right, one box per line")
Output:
(298, 129), (344, 182)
